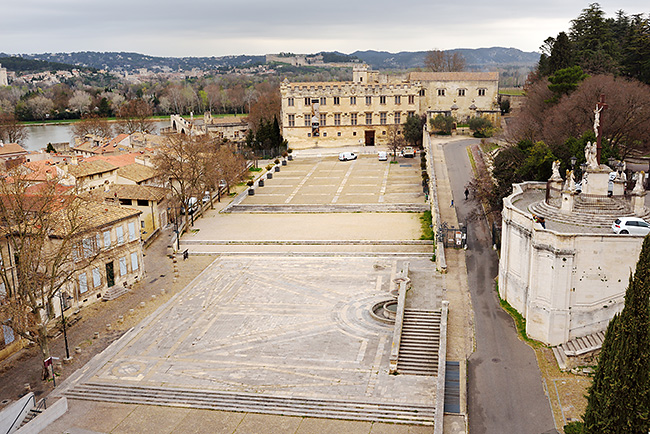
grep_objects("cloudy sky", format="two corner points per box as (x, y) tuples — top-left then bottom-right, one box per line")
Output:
(2, 1), (648, 57)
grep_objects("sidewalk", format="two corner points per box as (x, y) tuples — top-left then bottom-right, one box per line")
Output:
(429, 136), (475, 434)
(0, 217), (218, 406)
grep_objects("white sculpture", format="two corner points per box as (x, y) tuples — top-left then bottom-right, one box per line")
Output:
(585, 141), (598, 169)
(594, 104), (603, 138)
(633, 171), (645, 193)
(568, 170), (576, 191)
(551, 160), (562, 181)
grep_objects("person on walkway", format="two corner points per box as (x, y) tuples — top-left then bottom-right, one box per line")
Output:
(464, 188), (469, 200)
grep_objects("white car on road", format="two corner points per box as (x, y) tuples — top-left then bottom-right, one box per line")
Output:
(612, 217), (650, 235)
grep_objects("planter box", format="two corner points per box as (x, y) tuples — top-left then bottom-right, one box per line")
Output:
(282, 160), (287, 166)
(274, 166), (280, 172)
(288, 155), (293, 161)
(248, 188), (255, 195)
(267, 172), (273, 179)
(258, 179), (264, 187)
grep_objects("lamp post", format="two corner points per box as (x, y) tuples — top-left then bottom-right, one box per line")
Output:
(58, 290), (70, 360)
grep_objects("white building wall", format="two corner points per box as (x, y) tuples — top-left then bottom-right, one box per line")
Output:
(499, 182), (642, 345)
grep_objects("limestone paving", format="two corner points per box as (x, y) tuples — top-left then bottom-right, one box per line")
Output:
(67, 256), (438, 410)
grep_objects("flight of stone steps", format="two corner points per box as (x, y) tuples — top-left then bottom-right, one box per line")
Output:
(65, 382), (436, 425)
(396, 309), (441, 376)
(552, 331), (606, 371)
(101, 285), (129, 301)
(225, 204), (430, 213)
(529, 200), (650, 228)
(19, 407), (42, 428)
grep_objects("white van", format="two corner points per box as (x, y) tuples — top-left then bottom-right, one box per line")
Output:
(339, 152), (357, 161)
(378, 151), (388, 161)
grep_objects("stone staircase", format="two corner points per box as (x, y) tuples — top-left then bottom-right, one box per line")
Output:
(529, 200), (650, 228)
(65, 382), (436, 425)
(552, 331), (606, 371)
(225, 204), (430, 213)
(18, 407), (42, 428)
(102, 285), (129, 301)
(396, 309), (442, 376)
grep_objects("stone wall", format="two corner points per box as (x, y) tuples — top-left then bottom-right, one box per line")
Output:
(499, 182), (643, 345)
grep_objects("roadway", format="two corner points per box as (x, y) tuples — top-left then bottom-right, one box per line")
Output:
(442, 138), (557, 434)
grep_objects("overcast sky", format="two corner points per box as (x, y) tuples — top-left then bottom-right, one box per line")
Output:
(2, 1), (648, 57)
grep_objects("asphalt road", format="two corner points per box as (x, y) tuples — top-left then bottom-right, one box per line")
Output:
(443, 139), (557, 434)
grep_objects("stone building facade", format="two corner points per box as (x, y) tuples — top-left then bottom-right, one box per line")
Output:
(280, 65), (500, 149)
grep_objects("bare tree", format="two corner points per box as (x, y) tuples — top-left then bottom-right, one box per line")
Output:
(69, 114), (114, 139)
(424, 49), (466, 72)
(25, 96), (53, 120)
(68, 90), (92, 114)
(0, 174), (103, 378)
(387, 125), (407, 161)
(0, 112), (28, 145)
(115, 99), (157, 135)
(153, 134), (208, 222)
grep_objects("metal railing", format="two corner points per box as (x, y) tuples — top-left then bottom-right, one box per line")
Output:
(4, 395), (45, 434)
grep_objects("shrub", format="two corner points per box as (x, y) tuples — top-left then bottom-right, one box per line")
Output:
(274, 159), (280, 164)
(246, 180), (254, 187)
(468, 117), (494, 138)
(430, 114), (454, 135)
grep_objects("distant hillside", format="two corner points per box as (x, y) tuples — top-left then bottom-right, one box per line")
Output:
(3, 52), (266, 72)
(352, 47), (540, 70)
(0, 55), (93, 73)
(2, 48), (539, 73)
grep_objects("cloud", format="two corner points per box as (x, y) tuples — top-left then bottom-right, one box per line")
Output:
(2, 0), (648, 57)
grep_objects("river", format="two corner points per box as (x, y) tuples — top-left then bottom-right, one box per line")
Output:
(21, 120), (169, 152)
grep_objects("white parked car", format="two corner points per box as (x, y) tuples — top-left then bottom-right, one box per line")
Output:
(378, 151), (388, 161)
(612, 217), (650, 235)
(339, 152), (357, 161)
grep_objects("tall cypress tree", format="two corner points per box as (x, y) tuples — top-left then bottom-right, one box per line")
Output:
(583, 236), (650, 433)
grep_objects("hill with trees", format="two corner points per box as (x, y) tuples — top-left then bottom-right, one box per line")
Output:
(0, 55), (94, 73)
(1, 48), (539, 74)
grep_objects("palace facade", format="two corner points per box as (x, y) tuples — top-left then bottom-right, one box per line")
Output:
(280, 65), (500, 148)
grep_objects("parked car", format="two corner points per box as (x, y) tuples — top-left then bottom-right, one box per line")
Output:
(378, 151), (388, 161)
(202, 191), (211, 204)
(612, 217), (650, 235)
(402, 147), (416, 158)
(339, 152), (357, 161)
(180, 197), (199, 215)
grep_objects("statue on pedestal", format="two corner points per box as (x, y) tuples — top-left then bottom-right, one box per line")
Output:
(633, 171), (645, 194)
(550, 160), (562, 181)
(585, 141), (598, 169)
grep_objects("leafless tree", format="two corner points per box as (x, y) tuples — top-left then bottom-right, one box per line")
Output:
(25, 96), (53, 120)
(424, 50), (466, 72)
(0, 112), (28, 145)
(69, 114), (114, 139)
(387, 125), (407, 161)
(0, 174), (102, 379)
(115, 99), (157, 135)
(153, 134), (207, 222)
(68, 90), (92, 114)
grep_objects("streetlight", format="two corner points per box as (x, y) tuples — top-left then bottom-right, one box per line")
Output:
(570, 156), (577, 169)
(58, 289), (70, 360)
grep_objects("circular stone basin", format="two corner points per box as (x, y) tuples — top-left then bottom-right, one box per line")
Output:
(383, 300), (398, 320)
(370, 299), (398, 324)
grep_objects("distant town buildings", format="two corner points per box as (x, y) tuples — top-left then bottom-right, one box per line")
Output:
(280, 65), (500, 148)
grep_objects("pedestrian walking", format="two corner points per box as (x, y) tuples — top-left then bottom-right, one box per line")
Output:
(464, 188), (469, 200)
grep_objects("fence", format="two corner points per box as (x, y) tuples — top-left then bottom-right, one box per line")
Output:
(437, 222), (467, 249)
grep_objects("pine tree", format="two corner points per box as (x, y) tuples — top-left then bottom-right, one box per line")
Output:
(582, 236), (650, 433)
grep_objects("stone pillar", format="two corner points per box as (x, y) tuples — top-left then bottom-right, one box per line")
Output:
(560, 191), (574, 214)
(632, 192), (647, 215)
(582, 167), (611, 195)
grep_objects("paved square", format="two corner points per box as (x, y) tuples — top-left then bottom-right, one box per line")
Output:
(247, 156), (423, 206)
(87, 256), (436, 405)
